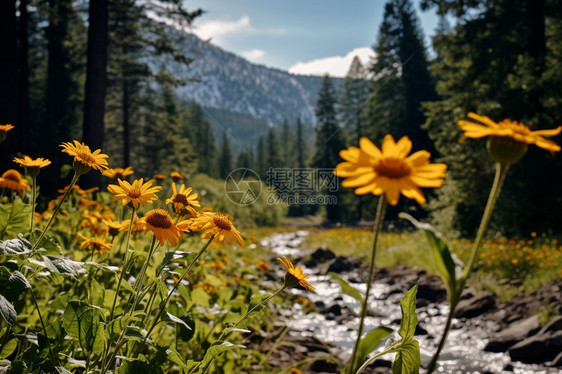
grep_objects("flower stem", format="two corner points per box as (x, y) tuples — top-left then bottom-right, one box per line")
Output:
(32, 172), (79, 250)
(29, 175), (37, 239)
(108, 207), (136, 323)
(427, 162), (508, 374)
(143, 236), (215, 344)
(29, 287), (57, 365)
(348, 196), (386, 374)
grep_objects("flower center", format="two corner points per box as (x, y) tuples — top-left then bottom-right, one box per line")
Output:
(128, 188), (141, 198)
(77, 151), (96, 164)
(146, 209), (172, 229)
(172, 194), (189, 205)
(374, 157), (411, 179)
(4, 171), (20, 182)
(213, 215), (232, 231)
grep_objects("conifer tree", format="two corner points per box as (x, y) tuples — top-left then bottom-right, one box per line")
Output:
(339, 56), (370, 144)
(266, 126), (281, 171)
(312, 75), (346, 221)
(279, 119), (293, 167)
(364, 0), (435, 153)
(219, 132), (233, 179)
(295, 117), (307, 169)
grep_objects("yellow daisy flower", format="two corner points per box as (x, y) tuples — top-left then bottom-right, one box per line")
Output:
(102, 166), (134, 180)
(139, 209), (182, 246)
(118, 218), (145, 234)
(0, 124), (14, 143)
(0, 169), (29, 195)
(77, 234), (112, 255)
(107, 178), (162, 209)
(60, 140), (109, 172)
(166, 184), (200, 215)
(334, 135), (447, 206)
(153, 173), (166, 180)
(190, 212), (244, 246)
(170, 171), (183, 181)
(458, 112), (561, 152)
(277, 256), (315, 291)
(13, 155), (51, 177)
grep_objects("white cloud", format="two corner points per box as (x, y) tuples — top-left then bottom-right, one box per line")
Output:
(288, 47), (375, 77)
(241, 49), (266, 62)
(193, 15), (252, 44)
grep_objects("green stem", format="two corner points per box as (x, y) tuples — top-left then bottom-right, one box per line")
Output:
(29, 287), (57, 365)
(348, 196), (386, 374)
(143, 236), (215, 344)
(32, 172), (79, 250)
(108, 207), (136, 322)
(426, 162), (508, 374)
(129, 236), (158, 312)
(29, 175), (37, 239)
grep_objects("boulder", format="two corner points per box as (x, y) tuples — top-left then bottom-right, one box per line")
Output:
(455, 293), (496, 318)
(508, 330), (562, 364)
(327, 256), (360, 273)
(304, 247), (336, 267)
(484, 315), (541, 352)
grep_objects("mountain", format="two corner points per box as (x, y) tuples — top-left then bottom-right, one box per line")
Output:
(159, 30), (343, 127)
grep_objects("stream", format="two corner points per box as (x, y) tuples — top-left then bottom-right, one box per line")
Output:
(261, 231), (559, 374)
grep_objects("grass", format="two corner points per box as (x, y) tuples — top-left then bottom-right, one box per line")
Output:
(300, 227), (562, 300)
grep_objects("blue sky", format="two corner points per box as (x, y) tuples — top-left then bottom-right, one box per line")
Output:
(184, 0), (439, 76)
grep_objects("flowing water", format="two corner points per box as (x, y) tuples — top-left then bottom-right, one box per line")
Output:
(262, 231), (559, 374)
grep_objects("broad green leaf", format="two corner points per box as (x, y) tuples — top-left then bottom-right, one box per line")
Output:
(400, 213), (459, 295)
(0, 200), (31, 240)
(2, 271), (31, 302)
(0, 234), (32, 256)
(0, 294), (16, 325)
(397, 283), (419, 340)
(391, 339), (420, 374)
(177, 314), (195, 342)
(124, 327), (145, 342)
(41, 256), (86, 279)
(166, 347), (189, 372)
(330, 272), (363, 304)
(162, 312), (192, 331)
(0, 339), (17, 359)
(191, 287), (210, 308)
(355, 326), (393, 371)
(117, 359), (155, 374)
(247, 293), (272, 314)
(88, 279), (105, 307)
(61, 301), (105, 355)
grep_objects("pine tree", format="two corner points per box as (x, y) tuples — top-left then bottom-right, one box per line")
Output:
(219, 132), (233, 179)
(364, 0), (435, 153)
(339, 56), (370, 144)
(256, 135), (266, 178)
(265, 126), (281, 171)
(312, 75), (346, 221)
(183, 102), (217, 177)
(295, 117), (307, 169)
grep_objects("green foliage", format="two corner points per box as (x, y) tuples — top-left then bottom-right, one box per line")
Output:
(0, 200), (31, 240)
(355, 327), (393, 372)
(329, 272), (363, 304)
(62, 301), (105, 355)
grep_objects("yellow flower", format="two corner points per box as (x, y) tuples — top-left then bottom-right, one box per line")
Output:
(60, 140), (109, 173)
(289, 369), (303, 374)
(166, 184), (200, 215)
(257, 260), (269, 274)
(334, 135), (447, 205)
(118, 218), (145, 234)
(107, 178), (162, 209)
(277, 256), (315, 291)
(190, 212), (244, 246)
(13, 155), (51, 177)
(170, 171), (183, 181)
(153, 173), (166, 180)
(0, 169), (29, 195)
(0, 124), (14, 143)
(78, 234), (112, 255)
(102, 166), (134, 180)
(458, 112), (561, 153)
(139, 209), (182, 246)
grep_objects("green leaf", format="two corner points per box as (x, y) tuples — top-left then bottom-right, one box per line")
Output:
(355, 326), (393, 371)
(61, 301), (105, 355)
(0, 271), (31, 302)
(0, 200), (31, 240)
(177, 314), (195, 342)
(118, 359), (156, 374)
(199, 341), (244, 372)
(162, 312), (192, 331)
(156, 251), (196, 275)
(0, 339), (17, 359)
(0, 294), (17, 325)
(397, 283), (419, 340)
(0, 234), (33, 256)
(329, 272), (363, 304)
(88, 279), (105, 307)
(247, 293), (272, 314)
(400, 213), (459, 295)
(166, 347), (189, 372)
(41, 256), (86, 279)
(6, 361), (26, 374)
(391, 339), (420, 374)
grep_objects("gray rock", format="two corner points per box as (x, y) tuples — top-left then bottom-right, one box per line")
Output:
(538, 315), (562, 334)
(508, 330), (562, 364)
(549, 351), (562, 367)
(484, 315), (541, 352)
(455, 293), (496, 318)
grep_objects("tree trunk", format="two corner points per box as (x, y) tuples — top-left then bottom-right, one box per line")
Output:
(82, 0), (109, 187)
